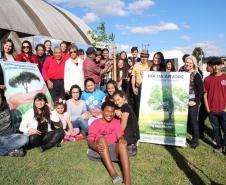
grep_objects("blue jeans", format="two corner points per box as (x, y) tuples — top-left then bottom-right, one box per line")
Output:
(0, 134), (28, 156)
(209, 112), (226, 148)
(72, 118), (88, 133)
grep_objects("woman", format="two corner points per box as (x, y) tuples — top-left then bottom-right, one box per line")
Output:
(185, 55), (203, 149)
(19, 93), (64, 152)
(120, 51), (128, 63)
(66, 85), (89, 134)
(150, 52), (165, 71)
(44, 40), (53, 56)
(0, 38), (15, 61)
(16, 40), (39, 66)
(64, 44), (84, 92)
(35, 44), (47, 72)
(116, 59), (128, 91)
(165, 59), (176, 72)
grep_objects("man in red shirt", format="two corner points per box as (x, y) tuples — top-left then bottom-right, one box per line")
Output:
(204, 57), (226, 154)
(42, 47), (66, 102)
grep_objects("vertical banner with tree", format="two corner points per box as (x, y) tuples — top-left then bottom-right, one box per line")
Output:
(0, 61), (53, 128)
(139, 71), (190, 146)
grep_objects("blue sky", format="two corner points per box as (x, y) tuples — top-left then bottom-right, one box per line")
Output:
(48, 0), (226, 56)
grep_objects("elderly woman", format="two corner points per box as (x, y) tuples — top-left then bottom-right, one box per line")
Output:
(64, 44), (85, 93)
(185, 55), (203, 149)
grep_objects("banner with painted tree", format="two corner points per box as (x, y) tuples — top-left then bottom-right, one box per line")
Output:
(139, 71), (190, 147)
(0, 61), (53, 128)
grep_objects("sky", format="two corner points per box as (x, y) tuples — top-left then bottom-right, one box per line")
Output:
(48, 0), (226, 56)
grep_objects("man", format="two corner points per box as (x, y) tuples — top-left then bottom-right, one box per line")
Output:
(0, 94), (28, 157)
(131, 49), (150, 118)
(87, 101), (131, 185)
(83, 47), (111, 86)
(131, 46), (140, 64)
(42, 47), (66, 102)
(204, 57), (226, 154)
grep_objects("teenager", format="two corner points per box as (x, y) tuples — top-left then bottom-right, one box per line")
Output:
(87, 101), (131, 185)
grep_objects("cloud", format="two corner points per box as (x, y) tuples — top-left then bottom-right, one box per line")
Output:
(48, 0), (127, 16)
(82, 12), (99, 23)
(116, 44), (132, 51)
(218, 33), (225, 39)
(182, 23), (191, 29)
(116, 21), (179, 34)
(127, 0), (155, 12)
(180, 35), (191, 41)
(175, 42), (225, 56)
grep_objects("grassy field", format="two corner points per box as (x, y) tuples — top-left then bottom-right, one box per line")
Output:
(0, 122), (225, 185)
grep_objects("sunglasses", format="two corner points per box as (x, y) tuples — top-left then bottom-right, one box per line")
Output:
(22, 46), (30, 49)
(70, 50), (77, 54)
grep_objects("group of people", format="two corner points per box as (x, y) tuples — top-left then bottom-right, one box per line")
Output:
(0, 38), (225, 185)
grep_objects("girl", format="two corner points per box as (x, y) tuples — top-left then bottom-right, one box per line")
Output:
(116, 59), (128, 90)
(81, 78), (105, 124)
(54, 98), (78, 138)
(19, 93), (64, 152)
(35, 44), (47, 72)
(67, 85), (89, 134)
(105, 80), (118, 102)
(0, 38), (16, 61)
(150, 52), (165, 71)
(44, 40), (53, 56)
(113, 90), (140, 156)
(165, 59), (176, 72)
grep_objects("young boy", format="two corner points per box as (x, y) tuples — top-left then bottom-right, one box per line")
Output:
(203, 57), (226, 154)
(87, 101), (131, 185)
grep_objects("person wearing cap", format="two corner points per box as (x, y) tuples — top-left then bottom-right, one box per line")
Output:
(42, 46), (66, 102)
(131, 49), (150, 118)
(203, 57), (226, 154)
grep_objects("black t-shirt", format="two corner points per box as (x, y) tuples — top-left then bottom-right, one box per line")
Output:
(121, 103), (140, 144)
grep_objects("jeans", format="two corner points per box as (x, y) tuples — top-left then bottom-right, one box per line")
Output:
(188, 105), (199, 144)
(28, 128), (64, 150)
(209, 112), (226, 149)
(0, 134), (28, 156)
(72, 118), (88, 133)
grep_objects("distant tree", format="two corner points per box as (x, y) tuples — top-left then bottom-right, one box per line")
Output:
(87, 22), (115, 48)
(192, 47), (204, 65)
(9, 72), (40, 93)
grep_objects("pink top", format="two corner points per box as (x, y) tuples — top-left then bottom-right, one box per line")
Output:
(88, 118), (123, 144)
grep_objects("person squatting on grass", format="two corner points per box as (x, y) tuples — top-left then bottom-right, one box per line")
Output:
(0, 93), (28, 157)
(113, 90), (140, 156)
(87, 101), (131, 185)
(19, 93), (64, 152)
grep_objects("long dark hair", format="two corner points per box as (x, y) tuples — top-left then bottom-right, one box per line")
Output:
(3, 38), (15, 55)
(44, 40), (53, 56)
(105, 80), (118, 102)
(150, 51), (165, 71)
(33, 93), (50, 122)
(116, 59), (128, 82)
(21, 40), (33, 55)
(165, 59), (176, 72)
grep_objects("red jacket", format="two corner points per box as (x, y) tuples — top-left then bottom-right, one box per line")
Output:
(16, 53), (39, 67)
(42, 56), (66, 81)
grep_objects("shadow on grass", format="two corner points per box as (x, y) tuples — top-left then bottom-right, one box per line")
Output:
(164, 146), (223, 185)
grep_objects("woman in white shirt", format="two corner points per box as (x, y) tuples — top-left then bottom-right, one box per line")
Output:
(19, 93), (64, 152)
(64, 45), (85, 93)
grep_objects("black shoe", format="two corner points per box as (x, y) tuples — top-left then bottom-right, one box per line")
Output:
(128, 144), (137, 156)
(190, 142), (198, 149)
(8, 149), (25, 157)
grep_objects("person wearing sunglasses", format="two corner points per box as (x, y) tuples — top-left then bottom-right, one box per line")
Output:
(16, 40), (39, 66)
(64, 44), (85, 93)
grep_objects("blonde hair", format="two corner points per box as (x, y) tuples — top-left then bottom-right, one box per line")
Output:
(185, 55), (198, 72)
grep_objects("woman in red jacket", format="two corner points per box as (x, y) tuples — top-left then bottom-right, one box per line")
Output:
(16, 40), (39, 67)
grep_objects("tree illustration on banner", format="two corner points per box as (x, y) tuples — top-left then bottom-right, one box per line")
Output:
(9, 72), (40, 93)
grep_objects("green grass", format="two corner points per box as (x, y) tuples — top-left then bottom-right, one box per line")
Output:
(0, 122), (225, 185)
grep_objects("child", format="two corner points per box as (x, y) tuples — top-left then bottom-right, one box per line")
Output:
(55, 98), (79, 140)
(105, 80), (118, 102)
(113, 90), (140, 156)
(81, 78), (105, 125)
(87, 101), (131, 185)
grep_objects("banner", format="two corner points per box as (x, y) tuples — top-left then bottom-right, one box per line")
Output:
(139, 71), (190, 147)
(0, 61), (53, 127)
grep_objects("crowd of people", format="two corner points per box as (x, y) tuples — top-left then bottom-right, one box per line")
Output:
(0, 38), (225, 185)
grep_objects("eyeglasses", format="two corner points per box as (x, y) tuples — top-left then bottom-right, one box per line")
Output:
(22, 46), (30, 49)
(70, 50), (77, 54)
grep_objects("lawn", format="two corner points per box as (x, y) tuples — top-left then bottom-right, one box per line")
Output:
(0, 122), (225, 185)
